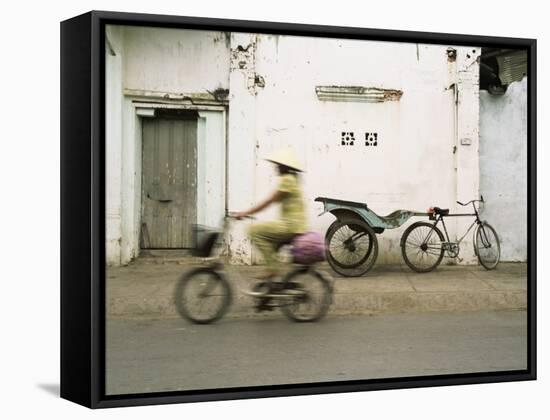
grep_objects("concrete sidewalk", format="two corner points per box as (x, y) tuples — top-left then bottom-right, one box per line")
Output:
(106, 258), (527, 319)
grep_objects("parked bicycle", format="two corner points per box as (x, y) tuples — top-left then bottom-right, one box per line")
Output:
(400, 196), (500, 272)
(174, 215), (333, 324)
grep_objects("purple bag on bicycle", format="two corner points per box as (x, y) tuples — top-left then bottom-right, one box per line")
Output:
(291, 231), (326, 264)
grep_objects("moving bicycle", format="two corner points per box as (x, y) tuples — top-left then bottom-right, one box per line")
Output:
(174, 215), (333, 323)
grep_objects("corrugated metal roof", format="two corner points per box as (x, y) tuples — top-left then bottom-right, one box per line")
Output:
(497, 50), (527, 85)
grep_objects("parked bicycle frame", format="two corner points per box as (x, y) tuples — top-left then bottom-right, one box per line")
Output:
(400, 196), (501, 272)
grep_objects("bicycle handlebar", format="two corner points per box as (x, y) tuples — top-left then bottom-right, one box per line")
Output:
(226, 213), (256, 220)
(456, 196), (485, 206)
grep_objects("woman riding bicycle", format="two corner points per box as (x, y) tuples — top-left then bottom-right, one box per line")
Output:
(234, 148), (307, 280)
(175, 148), (331, 322)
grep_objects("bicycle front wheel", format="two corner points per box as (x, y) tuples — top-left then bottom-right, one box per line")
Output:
(401, 222), (445, 273)
(280, 267), (332, 322)
(174, 268), (231, 324)
(475, 222), (500, 270)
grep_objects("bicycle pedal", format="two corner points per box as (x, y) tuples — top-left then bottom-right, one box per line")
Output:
(255, 303), (275, 312)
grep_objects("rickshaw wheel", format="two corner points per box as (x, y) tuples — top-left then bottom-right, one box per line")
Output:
(325, 220), (378, 277)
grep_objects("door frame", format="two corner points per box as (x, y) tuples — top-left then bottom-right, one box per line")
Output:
(129, 101), (227, 256)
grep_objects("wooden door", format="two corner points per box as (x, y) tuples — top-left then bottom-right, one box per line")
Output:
(141, 115), (197, 248)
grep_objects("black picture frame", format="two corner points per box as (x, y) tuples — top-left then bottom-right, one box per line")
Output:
(60, 10), (537, 409)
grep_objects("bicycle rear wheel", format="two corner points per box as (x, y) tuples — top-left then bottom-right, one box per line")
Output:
(475, 222), (500, 270)
(401, 221), (445, 273)
(280, 267), (332, 322)
(174, 268), (231, 324)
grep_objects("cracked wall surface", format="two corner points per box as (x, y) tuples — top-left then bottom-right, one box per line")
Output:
(230, 36), (266, 96)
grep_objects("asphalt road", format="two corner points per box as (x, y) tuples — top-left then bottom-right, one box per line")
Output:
(106, 310), (527, 395)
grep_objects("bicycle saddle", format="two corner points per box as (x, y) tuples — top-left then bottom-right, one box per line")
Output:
(433, 207), (449, 216)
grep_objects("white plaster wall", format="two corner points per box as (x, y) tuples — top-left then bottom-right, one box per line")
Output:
(123, 27), (230, 93)
(106, 25), (142, 266)
(197, 110), (226, 228)
(248, 35), (479, 264)
(226, 33), (259, 264)
(119, 97), (141, 264)
(105, 26), (124, 266)
(479, 78), (527, 261)
(106, 26), (482, 266)
(452, 46), (482, 263)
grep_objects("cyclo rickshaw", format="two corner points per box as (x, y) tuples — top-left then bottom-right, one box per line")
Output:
(315, 196), (500, 277)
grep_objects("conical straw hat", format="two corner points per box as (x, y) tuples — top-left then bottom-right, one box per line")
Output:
(265, 148), (304, 172)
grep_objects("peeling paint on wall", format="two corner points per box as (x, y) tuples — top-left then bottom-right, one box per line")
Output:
(206, 87), (230, 102)
(212, 31), (231, 49)
(447, 47), (457, 62)
(230, 38), (266, 95)
(254, 74), (265, 88)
